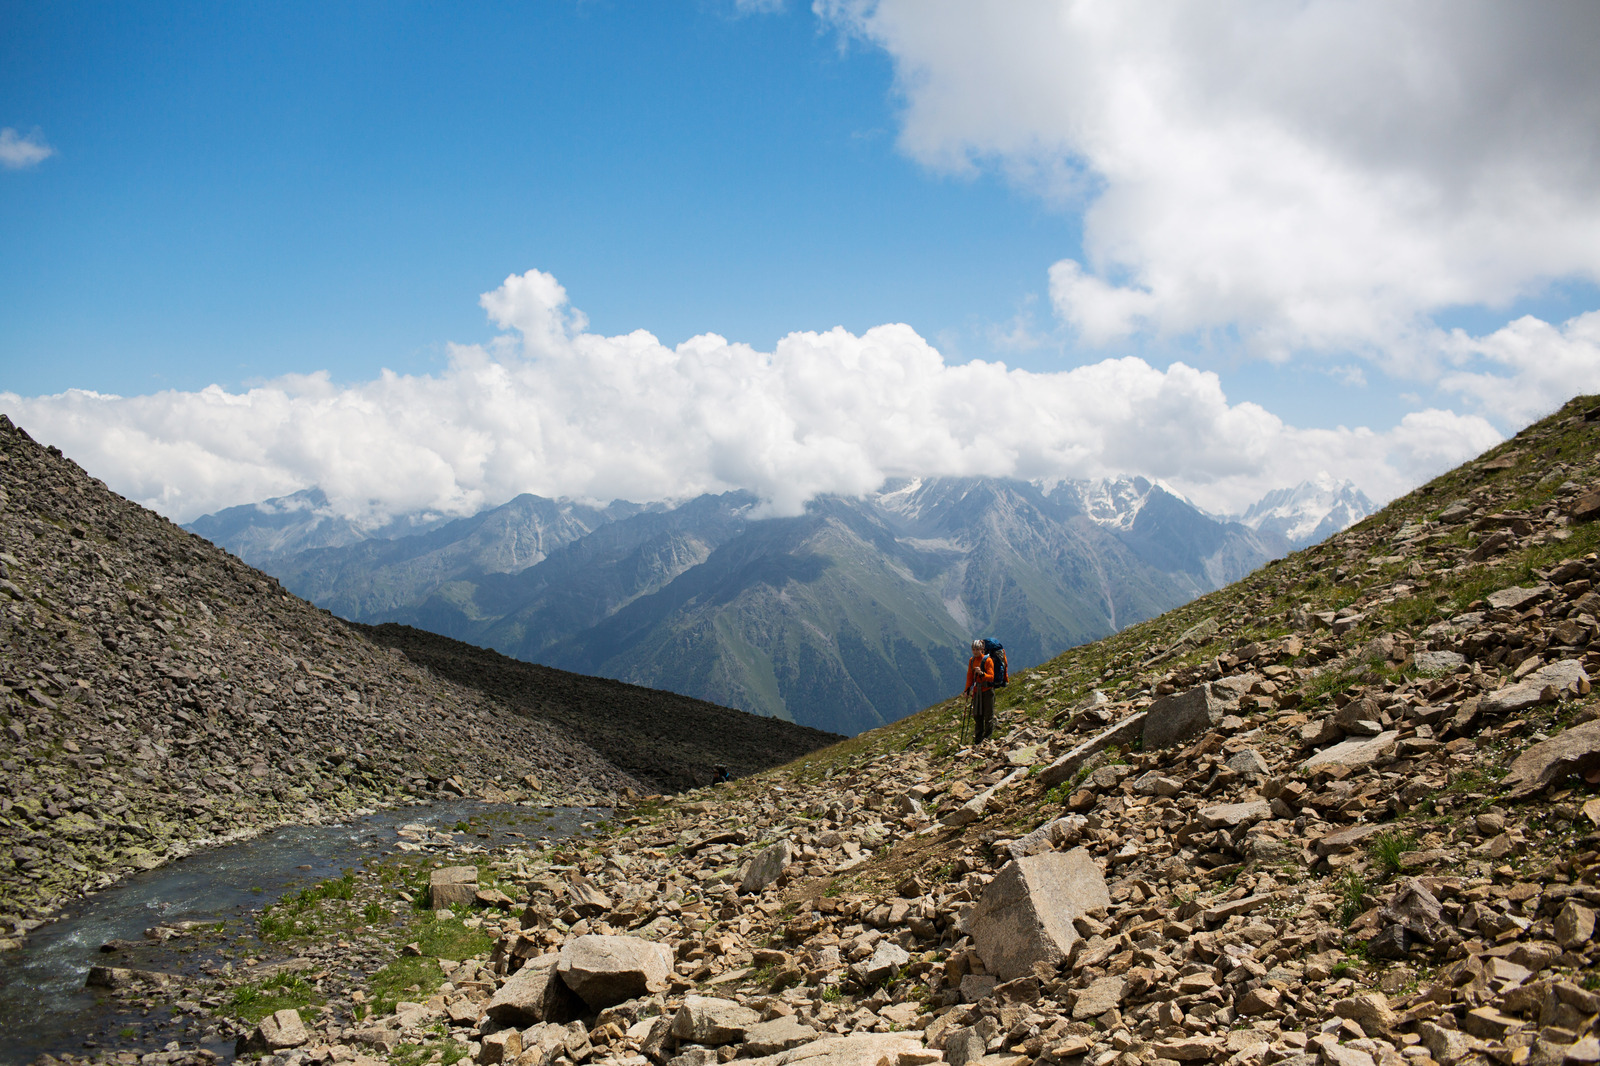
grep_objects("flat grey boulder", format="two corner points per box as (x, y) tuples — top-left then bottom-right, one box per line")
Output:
(1198, 799), (1270, 830)
(850, 940), (910, 984)
(743, 1017), (819, 1056)
(1036, 714), (1147, 788)
(1303, 731), (1398, 771)
(430, 866), (478, 909)
(1487, 585), (1549, 611)
(742, 839), (793, 894)
(240, 1008), (308, 1053)
(1143, 686), (1224, 751)
(1503, 718), (1600, 798)
(672, 995), (762, 1045)
(969, 848), (1110, 982)
(740, 1032), (928, 1066)
(1481, 660), (1591, 715)
(1414, 650), (1465, 674)
(557, 934), (673, 1009)
(485, 953), (580, 1025)
(1226, 749), (1269, 776)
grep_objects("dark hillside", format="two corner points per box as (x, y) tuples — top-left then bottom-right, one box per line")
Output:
(353, 622), (845, 792)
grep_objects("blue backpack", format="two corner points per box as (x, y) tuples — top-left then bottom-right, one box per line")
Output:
(981, 639), (1008, 687)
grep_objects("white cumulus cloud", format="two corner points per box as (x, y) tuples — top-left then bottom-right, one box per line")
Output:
(818, 0), (1600, 385)
(0, 127), (55, 169)
(2, 270), (1500, 525)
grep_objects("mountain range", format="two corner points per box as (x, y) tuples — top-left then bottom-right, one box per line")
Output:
(186, 475), (1372, 735)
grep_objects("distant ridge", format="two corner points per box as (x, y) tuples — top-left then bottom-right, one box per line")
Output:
(190, 475), (1305, 734)
(353, 621), (844, 792)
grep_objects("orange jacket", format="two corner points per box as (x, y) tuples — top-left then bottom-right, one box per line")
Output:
(965, 652), (994, 694)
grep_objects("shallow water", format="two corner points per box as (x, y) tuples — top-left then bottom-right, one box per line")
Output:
(0, 802), (600, 1065)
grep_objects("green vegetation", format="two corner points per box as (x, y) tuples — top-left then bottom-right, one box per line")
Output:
(369, 956), (447, 1018)
(1336, 869), (1369, 927)
(391, 1037), (469, 1066)
(1368, 830), (1418, 878)
(228, 972), (322, 1025)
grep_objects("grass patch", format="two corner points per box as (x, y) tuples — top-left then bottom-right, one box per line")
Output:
(392, 1038), (469, 1066)
(1368, 830), (1418, 878)
(228, 973), (322, 1025)
(414, 912), (494, 961)
(1336, 869), (1369, 927)
(370, 956), (448, 1017)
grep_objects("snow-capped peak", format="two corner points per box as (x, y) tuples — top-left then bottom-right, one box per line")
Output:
(1232, 476), (1374, 546)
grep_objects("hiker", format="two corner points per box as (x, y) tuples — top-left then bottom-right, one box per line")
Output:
(964, 638), (996, 742)
(712, 764), (731, 784)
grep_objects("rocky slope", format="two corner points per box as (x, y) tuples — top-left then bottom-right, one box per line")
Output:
(0, 413), (651, 929)
(80, 393), (1600, 1066)
(352, 622), (846, 793)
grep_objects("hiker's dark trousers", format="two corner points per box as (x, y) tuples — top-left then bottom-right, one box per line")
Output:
(974, 687), (994, 740)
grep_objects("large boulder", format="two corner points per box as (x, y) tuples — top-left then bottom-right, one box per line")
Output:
(741, 839), (793, 894)
(741, 1033), (929, 1066)
(672, 995), (762, 1045)
(1481, 660), (1591, 715)
(969, 848), (1110, 982)
(557, 934), (673, 1009)
(484, 953), (581, 1025)
(1503, 719), (1600, 797)
(430, 866), (479, 909)
(238, 1008), (309, 1053)
(1302, 731), (1398, 771)
(1143, 686), (1224, 750)
(1037, 714), (1147, 788)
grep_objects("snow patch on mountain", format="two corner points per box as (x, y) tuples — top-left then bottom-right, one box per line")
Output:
(1037, 475), (1196, 531)
(1230, 474), (1375, 546)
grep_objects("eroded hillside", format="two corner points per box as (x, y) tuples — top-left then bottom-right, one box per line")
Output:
(0, 414), (645, 926)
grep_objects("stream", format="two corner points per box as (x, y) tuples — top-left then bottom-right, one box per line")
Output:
(0, 801), (603, 1066)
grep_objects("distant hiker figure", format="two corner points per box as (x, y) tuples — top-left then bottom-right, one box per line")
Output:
(712, 764), (731, 784)
(964, 638), (996, 742)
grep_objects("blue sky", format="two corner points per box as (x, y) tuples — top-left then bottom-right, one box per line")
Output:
(4, 2), (1599, 522)
(3, 3), (1077, 391)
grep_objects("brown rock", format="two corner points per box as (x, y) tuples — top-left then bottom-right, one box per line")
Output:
(968, 848), (1110, 982)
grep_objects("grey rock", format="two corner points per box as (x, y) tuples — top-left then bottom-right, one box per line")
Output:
(851, 940), (910, 984)
(1071, 975), (1125, 1019)
(1302, 730), (1399, 770)
(1198, 799), (1270, 829)
(1225, 749), (1269, 776)
(1036, 713), (1147, 788)
(242, 1008), (309, 1052)
(672, 995), (762, 1045)
(969, 848), (1109, 982)
(1487, 584), (1550, 611)
(741, 838), (793, 894)
(430, 866), (479, 909)
(1482, 660), (1591, 715)
(945, 1027), (987, 1066)
(743, 1017), (819, 1056)
(557, 934), (673, 1009)
(1414, 650), (1465, 674)
(1503, 718), (1600, 797)
(484, 954), (580, 1025)
(1143, 685), (1225, 750)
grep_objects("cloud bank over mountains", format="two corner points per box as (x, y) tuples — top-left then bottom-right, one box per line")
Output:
(822, 1), (1600, 385)
(3, 270), (1498, 524)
